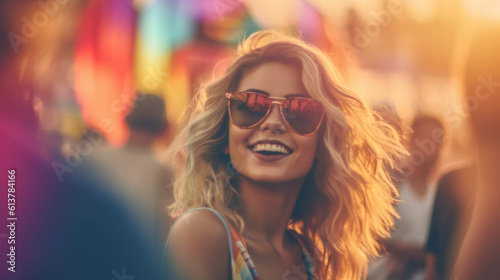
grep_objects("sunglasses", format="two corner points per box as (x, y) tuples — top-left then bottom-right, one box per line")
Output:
(225, 91), (324, 135)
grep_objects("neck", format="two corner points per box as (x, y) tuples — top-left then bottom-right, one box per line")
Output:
(408, 169), (428, 184)
(239, 176), (304, 250)
(407, 164), (436, 194)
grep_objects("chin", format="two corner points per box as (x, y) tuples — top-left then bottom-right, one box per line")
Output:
(240, 170), (304, 185)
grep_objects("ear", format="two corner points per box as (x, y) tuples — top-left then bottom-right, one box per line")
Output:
(223, 145), (229, 155)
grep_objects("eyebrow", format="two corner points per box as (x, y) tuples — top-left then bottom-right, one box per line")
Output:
(243, 88), (311, 98)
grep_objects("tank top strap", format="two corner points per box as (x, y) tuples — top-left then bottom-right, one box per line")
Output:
(288, 230), (318, 280)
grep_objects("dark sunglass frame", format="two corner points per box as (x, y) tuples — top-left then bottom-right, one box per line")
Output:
(225, 91), (325, 135)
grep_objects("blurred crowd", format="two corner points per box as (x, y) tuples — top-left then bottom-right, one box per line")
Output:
(1, 0), (500, 279)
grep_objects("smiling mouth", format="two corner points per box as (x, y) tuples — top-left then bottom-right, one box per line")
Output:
(248, 143), (292, 156)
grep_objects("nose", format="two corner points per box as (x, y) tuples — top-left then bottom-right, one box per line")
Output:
(259, 103), (287, 133)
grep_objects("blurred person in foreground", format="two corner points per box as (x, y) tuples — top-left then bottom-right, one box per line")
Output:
(0, 1), (164, 279)
(425, 165), (476, 279)
(163, 30), (407, 280)
(452, 23), (500, 280)
(85, 93), (174, 245)
(368, 116), (445, 280)
(0, 43), (165, 280)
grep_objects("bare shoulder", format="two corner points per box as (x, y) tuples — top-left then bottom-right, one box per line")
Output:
(170, 209), (230, 249)
(167, 209), (231, 280)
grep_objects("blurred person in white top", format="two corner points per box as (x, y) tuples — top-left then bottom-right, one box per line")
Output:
(368, 115), (444, 280)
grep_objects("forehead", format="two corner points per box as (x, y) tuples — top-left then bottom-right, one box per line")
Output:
(237, 62), (308, 98)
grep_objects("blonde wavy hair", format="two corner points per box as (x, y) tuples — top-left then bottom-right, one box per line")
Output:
(166, 30), (407, 279)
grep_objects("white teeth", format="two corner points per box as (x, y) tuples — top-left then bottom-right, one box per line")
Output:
(251, 143), (290, 155)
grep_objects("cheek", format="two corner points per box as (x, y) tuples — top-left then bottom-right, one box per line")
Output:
(297, 133), (319, 156)
(227, 124), (251, 163)
(296, 137), (319, 171)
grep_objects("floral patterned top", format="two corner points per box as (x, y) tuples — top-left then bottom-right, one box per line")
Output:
(164, 207), (317, 280)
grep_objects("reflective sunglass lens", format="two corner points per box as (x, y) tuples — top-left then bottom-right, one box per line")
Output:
(229, 92), (270, 127)
(282, 98), (323, 134)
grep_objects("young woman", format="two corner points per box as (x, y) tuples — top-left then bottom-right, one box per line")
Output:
(164, 30), (406, 280)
